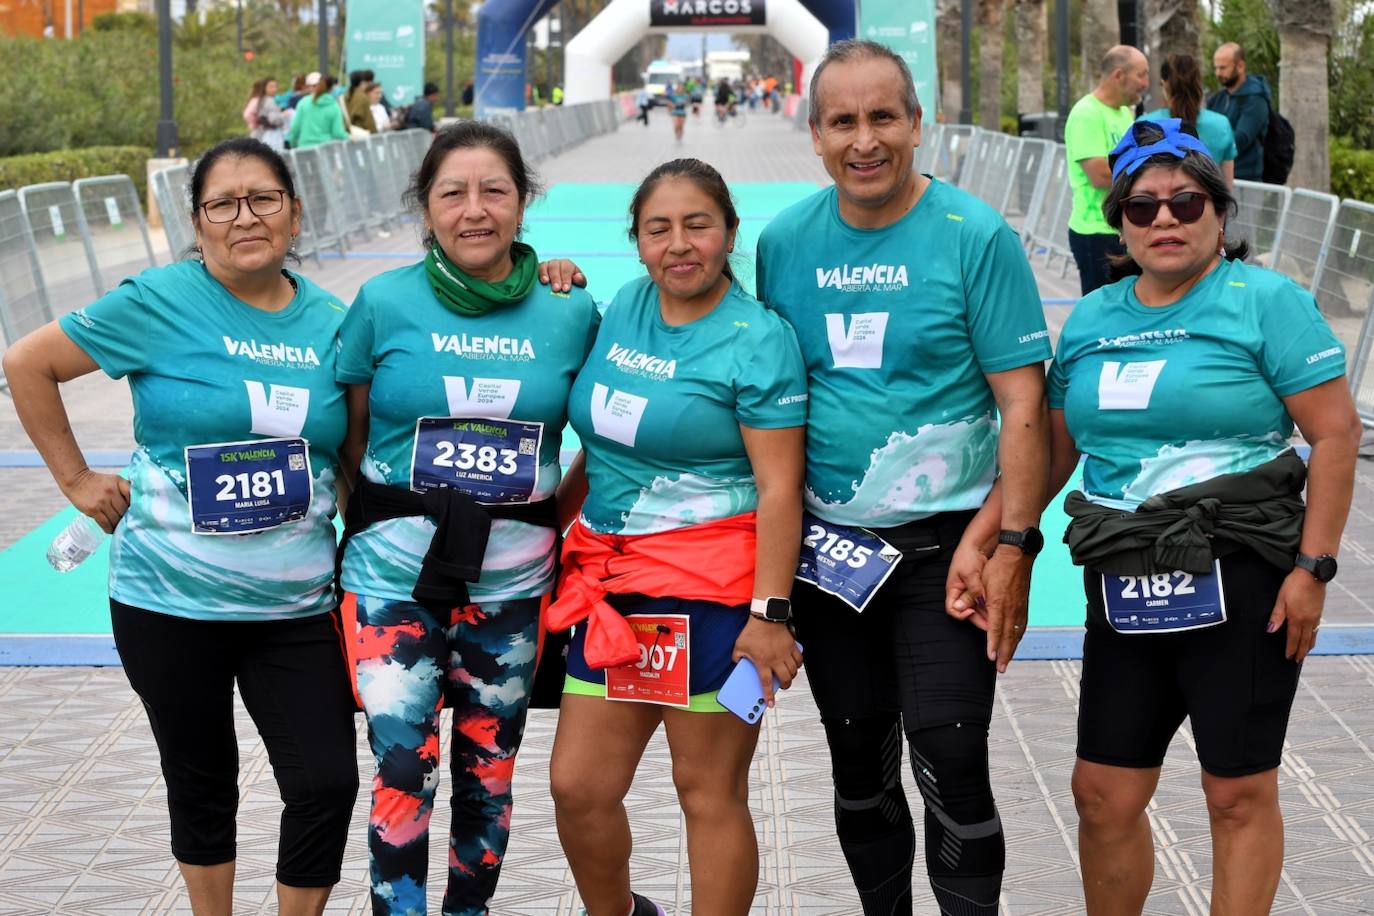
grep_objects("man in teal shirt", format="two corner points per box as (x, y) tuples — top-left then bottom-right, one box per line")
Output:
(1063, 45), (1149, 294)
(756, 39), (1050, 916)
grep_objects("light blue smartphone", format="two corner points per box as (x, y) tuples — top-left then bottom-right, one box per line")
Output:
(716, 642), (802, 725)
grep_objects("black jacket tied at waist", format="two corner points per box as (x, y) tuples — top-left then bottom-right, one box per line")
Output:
(1063, 449), (1307, 576)
(337, 477), (558, 608)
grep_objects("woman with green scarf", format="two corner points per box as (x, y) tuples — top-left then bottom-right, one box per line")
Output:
(335, 121), (600, 915)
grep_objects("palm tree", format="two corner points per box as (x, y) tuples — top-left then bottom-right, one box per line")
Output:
(1082, 0), (1118, 95)
(1143, 0), (1201, 89)
(977, 0), (1006, 129)
(1015, 0), (1046, 114)
(1270, 0), (1332, 190)
(938, 0), (962, 120)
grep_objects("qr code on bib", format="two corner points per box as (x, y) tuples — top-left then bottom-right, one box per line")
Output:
(675, 633), (687, 649)
(519, 438), (537, 455)
(288, 454), (306, 471)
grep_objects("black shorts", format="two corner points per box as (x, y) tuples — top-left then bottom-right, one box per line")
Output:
(1076, 548), (1302, 777)
(791, 509), (996, 730)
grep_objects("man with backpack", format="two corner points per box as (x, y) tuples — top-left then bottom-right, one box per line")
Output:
(1208, 42), (1293, 183)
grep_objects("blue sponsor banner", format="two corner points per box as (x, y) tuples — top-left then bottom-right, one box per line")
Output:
(474, 0), (561, 117)
(345, 0), (425, 108)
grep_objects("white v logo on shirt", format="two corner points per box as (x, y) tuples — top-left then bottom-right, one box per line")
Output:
(590, 383), (648, 448)
(244, 381), (310, 436)
(443, 376), (521, 418)
(1098, 360), (1167, 410)
(825, 312), (889, 369)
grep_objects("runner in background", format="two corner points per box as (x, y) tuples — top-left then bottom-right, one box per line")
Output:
(335, 121), (600, 915)
(547, 158), (807, 916)
(755, 39), (1051, 915)
(667, 82), (689, 142)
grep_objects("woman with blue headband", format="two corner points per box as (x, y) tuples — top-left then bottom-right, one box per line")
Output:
(959, 117), (1359, 912)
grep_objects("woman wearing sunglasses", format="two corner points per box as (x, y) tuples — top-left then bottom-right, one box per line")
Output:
(1046, 119), (1357, 912)
(3, 138), (359, 913)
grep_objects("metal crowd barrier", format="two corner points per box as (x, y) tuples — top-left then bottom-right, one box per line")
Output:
(72, 175), (157, 295)
(150, 165), (194, 261)
(1312, 200), (1374, 372)
(1275, 189), (1341, 292)
(0, 189), (51, 356)
(17, 181), (103, 306)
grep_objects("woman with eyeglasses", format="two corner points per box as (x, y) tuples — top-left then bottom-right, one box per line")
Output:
(2, 137), (359, 915)
(1034, 118), (1356, 912)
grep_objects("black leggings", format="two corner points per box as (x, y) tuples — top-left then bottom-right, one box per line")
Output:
(792, 510), (1003, 915)
(110, 600), (359, 887)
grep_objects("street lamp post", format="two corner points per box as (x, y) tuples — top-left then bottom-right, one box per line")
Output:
(318, 0), (329, 77)
(155, 0), (178, 157)
(236, 0), (243, 56)
(445, 0), (456, 116)
(958, 0), (972, 124)
(1055, 0), (1069, 139)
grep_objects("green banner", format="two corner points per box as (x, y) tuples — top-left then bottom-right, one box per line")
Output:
(860, 0), (938, 119)
(345, 0), (425, 109)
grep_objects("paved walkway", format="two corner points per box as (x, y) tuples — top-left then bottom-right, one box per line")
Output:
(1, 111), (1372, 914)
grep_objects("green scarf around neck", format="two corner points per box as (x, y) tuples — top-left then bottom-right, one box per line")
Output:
(424, 241), (538, 316)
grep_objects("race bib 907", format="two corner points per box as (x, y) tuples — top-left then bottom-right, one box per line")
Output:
(184, 437), (312, 534)
(410, 416), (543, 504)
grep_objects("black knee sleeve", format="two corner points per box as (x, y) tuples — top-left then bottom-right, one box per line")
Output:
(822, 716), (915, 915)
(908, 721), (1004, 916)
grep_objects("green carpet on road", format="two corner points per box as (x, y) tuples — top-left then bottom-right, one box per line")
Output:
(0, 181), (1085, 636)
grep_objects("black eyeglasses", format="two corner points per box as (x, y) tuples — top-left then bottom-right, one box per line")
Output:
(200, 189), (288, 223)
(1121, 191), (1209, 227)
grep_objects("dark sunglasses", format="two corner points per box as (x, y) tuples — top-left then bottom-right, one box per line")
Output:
(1121, 191), (1209, 227)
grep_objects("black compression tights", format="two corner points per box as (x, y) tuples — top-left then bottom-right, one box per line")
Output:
(824, 717), (1004, 916)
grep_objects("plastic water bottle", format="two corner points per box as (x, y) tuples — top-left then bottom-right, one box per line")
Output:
(46, 515), (106, 573)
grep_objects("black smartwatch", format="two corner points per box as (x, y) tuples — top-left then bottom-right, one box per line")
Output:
(750, 596), (792, 623)
(1295, 552), (1338, 583)
(998, 527), (1045, 557)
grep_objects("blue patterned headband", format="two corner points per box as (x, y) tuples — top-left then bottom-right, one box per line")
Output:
(1109, 118), (1213, 181)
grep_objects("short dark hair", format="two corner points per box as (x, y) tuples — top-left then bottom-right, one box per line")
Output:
(809, 38), (920, 127)
(187, 137), (299, 262)
(628, 158), (741, 281)
(405, 121), (541, 249)
(1102, 120), (1249, 278)
(423, 82), (440, 97)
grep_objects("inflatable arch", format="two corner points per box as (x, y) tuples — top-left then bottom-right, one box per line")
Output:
(475, 0), (857, 117)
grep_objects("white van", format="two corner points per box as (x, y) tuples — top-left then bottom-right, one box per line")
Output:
(644, 60), (685, 106)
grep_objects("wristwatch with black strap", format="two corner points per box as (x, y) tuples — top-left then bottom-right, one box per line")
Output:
(750, 596), (792, 623)
(997, 526), (1045, 557)
(1294, 552), (1338, 583)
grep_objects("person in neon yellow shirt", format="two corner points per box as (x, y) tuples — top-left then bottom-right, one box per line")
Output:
(1063, 45), (1149, 294)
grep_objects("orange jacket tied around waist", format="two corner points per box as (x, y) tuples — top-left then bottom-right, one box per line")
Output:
(546, 512), (758, 669)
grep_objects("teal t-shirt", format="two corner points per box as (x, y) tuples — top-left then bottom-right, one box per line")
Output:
(1047, 258), (1345, 509)
(336, 262), (600, 601)
(59, 261), (348, 621)
(1143, 108), (1238, 165)
(756, 180), (1051, 528)
(1064, 94), (1137, 235)
(567, 276), (808, 535)
(667, 91), (689, 117)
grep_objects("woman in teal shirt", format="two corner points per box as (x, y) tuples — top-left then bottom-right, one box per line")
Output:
(3, 138), (358, 914)
(1144, 53), (1237, 186)
(287, 75), (349, 149)
(1046, 119), (1354, 914)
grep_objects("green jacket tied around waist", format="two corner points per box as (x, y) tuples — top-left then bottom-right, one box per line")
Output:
(1063, 449), (1307, 576)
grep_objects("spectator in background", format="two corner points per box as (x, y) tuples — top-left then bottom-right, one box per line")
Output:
(366, 82), (390, 133)
(635, 86), (651, 126)
(254, 78), (288, 152)
(276, 76), (298, 109)
(1144, 53), (1236, 186)
(1208, 42), (1271, 182)
(243, 78), (269, 136)
(1063, 45), (1149, 294)
(404, 82), (441, 132)
(346, 70), (377, 134)
(287, 72), (315, 110)
(287, 75), (348, 149)
(462, 79), (474, 106)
